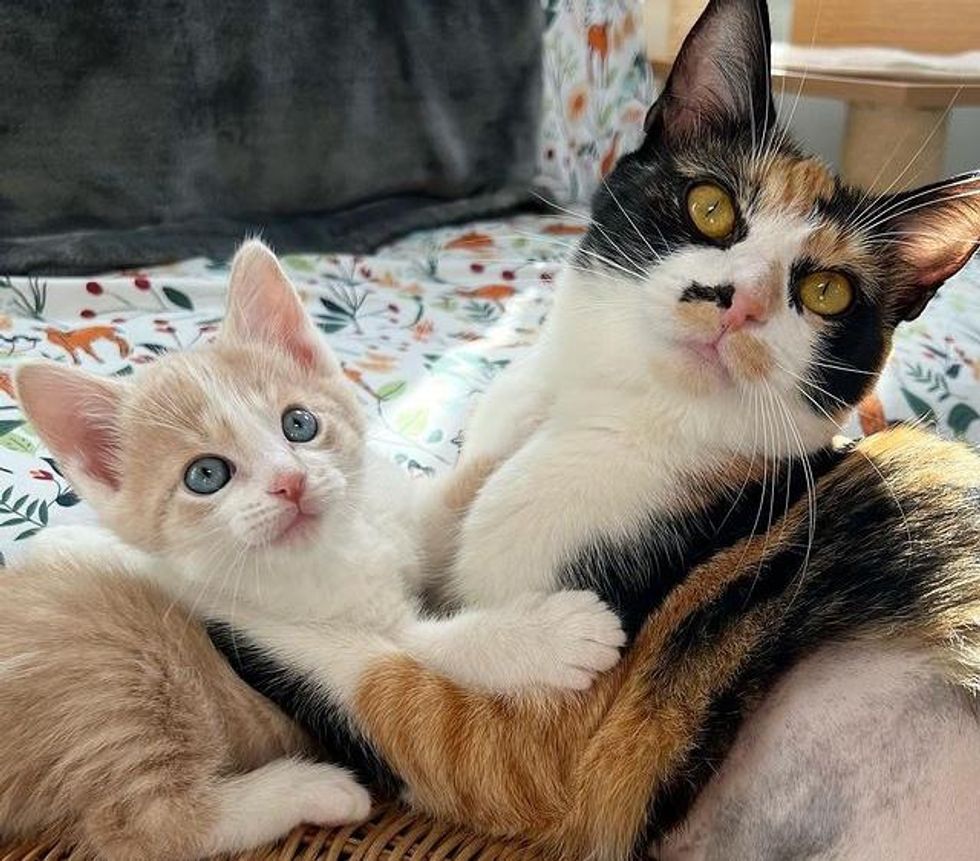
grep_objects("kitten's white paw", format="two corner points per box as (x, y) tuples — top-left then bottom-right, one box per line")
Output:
(517, 590), (627, 690)
(295, 765), (372, 826)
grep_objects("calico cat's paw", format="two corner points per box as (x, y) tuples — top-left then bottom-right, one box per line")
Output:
(402, 590), (626, 694)
(520, 590), (626, 690)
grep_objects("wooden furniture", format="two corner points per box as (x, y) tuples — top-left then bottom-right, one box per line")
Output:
(0, 806), (537, 861)
(646, 0), (980, 191)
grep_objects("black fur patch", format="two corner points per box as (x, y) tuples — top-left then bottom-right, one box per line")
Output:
(559, 444), (851, 640)
(639, 442), (980, 845)
(206, 621), (402, 797)
(680, 282), (735, 308)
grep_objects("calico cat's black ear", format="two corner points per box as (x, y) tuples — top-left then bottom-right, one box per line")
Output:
(877, 172), (980, 321)
(645, 0), (775, 146)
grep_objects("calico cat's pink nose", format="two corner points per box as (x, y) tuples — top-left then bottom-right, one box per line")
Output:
(721, 290), (768, 331)
(269, 471), (306, 504)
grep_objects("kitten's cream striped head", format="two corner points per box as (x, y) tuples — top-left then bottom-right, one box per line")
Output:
(16, 241), (365, 573)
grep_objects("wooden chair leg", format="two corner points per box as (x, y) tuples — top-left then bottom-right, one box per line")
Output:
(841, 102), (949, 192)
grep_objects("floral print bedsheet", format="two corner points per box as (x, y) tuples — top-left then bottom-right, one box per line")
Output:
(0, 214), (976, 553)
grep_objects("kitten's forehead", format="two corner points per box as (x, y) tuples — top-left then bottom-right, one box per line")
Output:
(121, 341), (361, 448)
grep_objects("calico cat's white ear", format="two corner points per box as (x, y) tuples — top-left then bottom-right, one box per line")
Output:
(222, 239), (340, 375)
(15, 362), (124, 493)
(879, 171), (980, 321)
(645, 0), (775, 145)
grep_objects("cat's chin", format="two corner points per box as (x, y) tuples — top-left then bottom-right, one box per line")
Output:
(270, 511), (324, 548)
(675, 339), (733, 391)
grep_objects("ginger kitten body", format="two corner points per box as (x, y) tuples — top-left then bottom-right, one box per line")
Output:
(3, 242), (624, 859)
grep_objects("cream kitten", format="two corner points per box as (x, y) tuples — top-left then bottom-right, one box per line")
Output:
(3, 241), (624, 860)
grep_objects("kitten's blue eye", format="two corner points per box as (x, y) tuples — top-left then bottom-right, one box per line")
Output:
(184, 456), (232, 495)
(282, 407), (318, 443)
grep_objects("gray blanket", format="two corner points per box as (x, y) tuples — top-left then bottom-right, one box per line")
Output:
(0, 1), (543, 274)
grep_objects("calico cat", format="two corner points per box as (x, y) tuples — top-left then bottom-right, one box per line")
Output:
(1, 241), (624, 859)
(206, 1), (980, 859)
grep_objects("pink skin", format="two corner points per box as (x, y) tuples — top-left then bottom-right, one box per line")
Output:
(681, 285), (771, 378)
(719, 287), (768, 332)
(268, 470), (322, 546)
(656, 643), (980, 860)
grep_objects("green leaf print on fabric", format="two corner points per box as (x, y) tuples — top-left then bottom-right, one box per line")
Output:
(0, 276), (47, 319)
(162, 286), (194, 310)
(0, 420), (24, 438)
(901, 388), (937, 425)
(376, 380), (407, 402)
(395, 405), (429, 438)
(948, 403), (979, 436)
(0, 486), (49, 538)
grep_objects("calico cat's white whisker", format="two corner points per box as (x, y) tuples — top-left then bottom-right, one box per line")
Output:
(714, 388), (762, 535)
(808, 356), (878, 377)
(768, 383), (817, 611)
(773, 359), (853, 412)
(497, 230), (647, 280)
(532, 192), (644, 273)
(529, 191), (592, 223)
(786, 376), (914, 552)
(864, 228), (980, 246)
(852, 171), (979, 234)
(601, 178), (664, 264)
(856, 88), (964, 230)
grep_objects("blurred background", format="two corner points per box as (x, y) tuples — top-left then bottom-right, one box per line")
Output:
(649, 0), (980, 179)
(769, 0), (979, 177)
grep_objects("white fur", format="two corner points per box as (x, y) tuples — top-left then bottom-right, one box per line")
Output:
(204, 759), (371, 855)
(447, 211), (839, 607)
(167, 451), (624, 705)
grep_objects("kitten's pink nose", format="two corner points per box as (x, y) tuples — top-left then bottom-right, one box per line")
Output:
(269, 471), (306, 505)
(721, 289), (768, 331)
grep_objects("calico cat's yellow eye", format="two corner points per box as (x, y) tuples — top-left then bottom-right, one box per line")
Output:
(687, 183), (736, 240)
(798, 271), (854, 317)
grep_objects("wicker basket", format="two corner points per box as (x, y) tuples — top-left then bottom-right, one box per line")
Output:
(0, 805), (540, 861)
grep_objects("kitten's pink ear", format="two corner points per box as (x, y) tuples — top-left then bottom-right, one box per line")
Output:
(644, 0), (775, 144)
(15, 363), (124, 492)
(879, 172), (980, 321)
(222, 239), (339, 375)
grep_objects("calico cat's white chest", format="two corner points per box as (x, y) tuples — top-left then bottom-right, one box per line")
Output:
(451, 409), (689, 608)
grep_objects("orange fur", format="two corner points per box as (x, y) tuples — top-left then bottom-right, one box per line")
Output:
(353, 428), (980, 860)
(0, 554), (308, 860)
